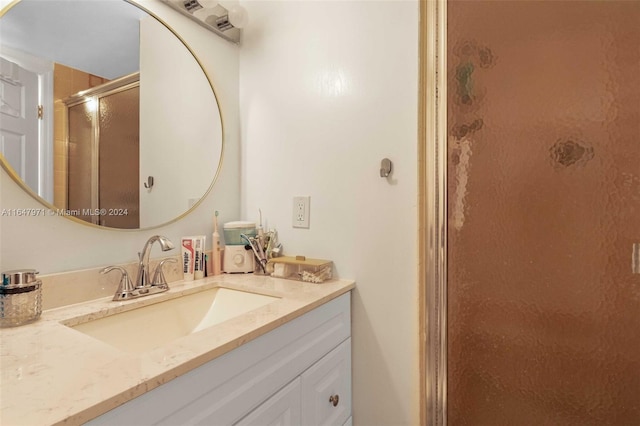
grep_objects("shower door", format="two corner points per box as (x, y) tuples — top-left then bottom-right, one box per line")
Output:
(445, 0), (640, 424)
(66, 78), (140, 228)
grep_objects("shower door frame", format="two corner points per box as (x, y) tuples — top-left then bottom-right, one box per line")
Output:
(419, 0), (447, 425)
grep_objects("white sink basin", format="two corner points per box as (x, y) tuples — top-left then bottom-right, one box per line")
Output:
(67, 287), (279, 353)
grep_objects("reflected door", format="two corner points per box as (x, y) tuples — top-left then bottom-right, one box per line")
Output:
(447, 1), (640, 424)
(0, 56), (39, 190)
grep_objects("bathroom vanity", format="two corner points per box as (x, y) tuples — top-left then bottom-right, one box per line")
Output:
(0, 274), (354, 425)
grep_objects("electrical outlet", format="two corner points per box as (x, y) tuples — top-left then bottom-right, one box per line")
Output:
(292, 196), (310, 228)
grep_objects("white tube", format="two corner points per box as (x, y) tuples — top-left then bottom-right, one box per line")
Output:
(194, 235), (206, 280)
(181, 237), (195, 281)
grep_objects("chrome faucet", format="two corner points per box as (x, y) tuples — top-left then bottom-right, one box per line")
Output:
(136, 235), (175, 288)
(101, 235), (176, 301)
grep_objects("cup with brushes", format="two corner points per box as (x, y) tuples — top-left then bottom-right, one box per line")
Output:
(241, 210), (282, 275)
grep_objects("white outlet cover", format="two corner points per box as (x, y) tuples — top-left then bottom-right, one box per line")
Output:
(292, 196), (310, 228)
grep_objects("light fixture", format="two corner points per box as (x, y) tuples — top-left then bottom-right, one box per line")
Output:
(161, 0), (247, 43)
(227, 4), (248, 28)
(190, 0), (218, 19)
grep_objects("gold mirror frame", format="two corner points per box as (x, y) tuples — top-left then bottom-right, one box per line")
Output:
(0, 0), (225, 232)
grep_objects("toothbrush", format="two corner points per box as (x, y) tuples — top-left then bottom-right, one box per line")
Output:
(257, 209), (265, 249)
(212, 211), (222, 275)
(255, 209), (268, 265)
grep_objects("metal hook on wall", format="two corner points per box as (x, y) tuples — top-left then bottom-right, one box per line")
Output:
(144, 176), (154, 190)
(380, 158), (393, 178)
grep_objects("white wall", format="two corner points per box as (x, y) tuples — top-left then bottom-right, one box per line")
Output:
(0, 0), (240, 273)
(139, 15), (223, 228)
(239, 1), (419, 424)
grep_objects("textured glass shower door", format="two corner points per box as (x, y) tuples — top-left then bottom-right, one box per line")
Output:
(98, 87), (139, 229)
(65, 83), (140, 228)
(446, 1), (640, 424)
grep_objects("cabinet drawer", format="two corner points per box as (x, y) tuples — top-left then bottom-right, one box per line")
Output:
(301, 338), (351, 426)
(235, 378), (301, 426)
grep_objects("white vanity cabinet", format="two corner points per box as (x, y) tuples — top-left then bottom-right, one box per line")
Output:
(88, 292), (351, 425)
(236, 338), (352, 426)
(300, 339), (351, 425)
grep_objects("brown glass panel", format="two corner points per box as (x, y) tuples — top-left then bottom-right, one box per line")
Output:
(98, 87), (139, 228)
(447, 1), (640, 424)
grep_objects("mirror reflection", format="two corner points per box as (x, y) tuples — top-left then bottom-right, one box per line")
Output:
(0, 0), (223, 229)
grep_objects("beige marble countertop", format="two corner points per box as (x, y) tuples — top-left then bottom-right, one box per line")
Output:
(0, 274), (354, 426)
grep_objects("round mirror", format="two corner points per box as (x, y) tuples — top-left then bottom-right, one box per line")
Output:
(0, 0), (223, 229)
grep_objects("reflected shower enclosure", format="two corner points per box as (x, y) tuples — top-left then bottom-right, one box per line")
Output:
(61, 73), (140, 228)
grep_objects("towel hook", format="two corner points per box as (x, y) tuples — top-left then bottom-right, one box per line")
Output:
(380, 158), (392, 178)
(144, 176), (154, 189)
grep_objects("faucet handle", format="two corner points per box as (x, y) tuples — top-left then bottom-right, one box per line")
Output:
(152, 258), (177, 288)
(101, 266), (135, 301)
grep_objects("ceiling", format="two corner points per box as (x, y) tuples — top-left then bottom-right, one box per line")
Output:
(0, 0), (148, 79)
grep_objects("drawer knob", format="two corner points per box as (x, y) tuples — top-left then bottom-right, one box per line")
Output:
(329, 394), (340, 407)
